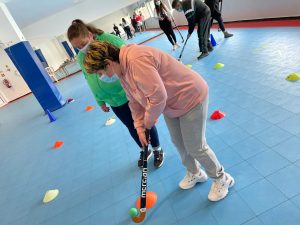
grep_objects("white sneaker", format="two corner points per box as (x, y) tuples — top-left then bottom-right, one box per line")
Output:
(208, 173), (235, 202)
(179, 169), (208, 190)
(173, 45), (179, 51)
(175, 43), (181, 48)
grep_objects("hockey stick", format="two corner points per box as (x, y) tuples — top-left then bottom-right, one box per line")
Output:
(132, 129), (150, 223)
(178, 36), (190, 62)
(170, 16), (185, 43)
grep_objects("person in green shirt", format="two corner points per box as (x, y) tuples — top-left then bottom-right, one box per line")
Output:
(67, 19), (164, 168)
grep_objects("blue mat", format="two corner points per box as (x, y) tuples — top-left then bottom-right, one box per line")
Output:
(1, 27), (300, 225)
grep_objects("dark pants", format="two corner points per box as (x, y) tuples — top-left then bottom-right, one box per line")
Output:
(133, 23), (139, 32)
(197, 9), (212, 53)
(111, 102), (160, 148)
(212, 15), (225, 32)
(159, 18), (177, 46)
(124, 26), (133, 39)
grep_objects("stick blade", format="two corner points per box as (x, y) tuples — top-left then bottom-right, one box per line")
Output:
(132, 211), (146, 223)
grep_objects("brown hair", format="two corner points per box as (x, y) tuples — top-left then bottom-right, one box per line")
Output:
(154, 0), (169, 17)
(67, 19), (104, 41)
(83, 41), (120, 74)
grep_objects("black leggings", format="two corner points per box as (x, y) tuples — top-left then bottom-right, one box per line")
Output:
(111, 102), (160, 148)
(211, 15), (225, 32)
(159, 18), (177, 46)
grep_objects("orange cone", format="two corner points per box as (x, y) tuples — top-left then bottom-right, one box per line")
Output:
(86, 105), (93, 111)
(136, 192), (157, 209)
(210, 110), (225, 120)
(53, 141), (64, 149)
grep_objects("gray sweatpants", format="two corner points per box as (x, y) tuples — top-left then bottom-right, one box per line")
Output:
(164, 96), (224, 179)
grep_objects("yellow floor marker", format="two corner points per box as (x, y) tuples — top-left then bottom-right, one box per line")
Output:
(105, 117), (116, 126)
(43, 189), (59, 204)
(214, 63), (224, 69)
(286, 72), (300, 82)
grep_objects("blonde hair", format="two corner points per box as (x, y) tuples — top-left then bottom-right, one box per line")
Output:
(67, 19), (104, 41)
(83, 41), (120, 74)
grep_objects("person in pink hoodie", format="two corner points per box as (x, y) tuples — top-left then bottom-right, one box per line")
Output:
(83, 41), (235, 202)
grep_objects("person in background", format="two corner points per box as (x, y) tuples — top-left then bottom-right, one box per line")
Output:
(129, 17), (137, 36)
(67, 19), (164, 168)
(139, 11), (146, 31)
(205, 0), (233, 38)
(83, 41), (235, 202)
(135, 11), (144, 32)
(154, 0), (180, 51)
(131, 15), (139, 33)
(113, 24), (122, 38)
(121, 18), (133, 39)
(172, 0), (213, 60)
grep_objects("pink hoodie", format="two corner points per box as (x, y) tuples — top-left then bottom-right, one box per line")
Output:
(119, 44), (208, 133)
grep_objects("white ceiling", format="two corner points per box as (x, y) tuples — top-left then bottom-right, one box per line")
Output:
(2, 0), (88, 28)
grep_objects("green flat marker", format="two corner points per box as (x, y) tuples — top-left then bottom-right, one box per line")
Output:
(214, 63), (225, 69)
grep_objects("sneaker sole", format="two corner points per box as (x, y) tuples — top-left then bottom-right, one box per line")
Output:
(197, 54), (209, 60)
(179, 172), (208, 190)
(208, 176), (235, 202)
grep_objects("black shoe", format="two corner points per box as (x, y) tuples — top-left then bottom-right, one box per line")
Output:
(153, 150), (164, 168)
(138, 149), (153, 168)
(208, 45), (214, 52)
(197, 52), (209, 60)
(224, 31), (233, 38)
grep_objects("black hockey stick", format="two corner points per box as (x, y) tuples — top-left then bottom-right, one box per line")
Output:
(171, 16), (185, 43)
(132, 129), (150, 223)
(178, 36), (190, 61)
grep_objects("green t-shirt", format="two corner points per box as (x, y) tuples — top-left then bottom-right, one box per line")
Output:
(77, 33), (127, 107)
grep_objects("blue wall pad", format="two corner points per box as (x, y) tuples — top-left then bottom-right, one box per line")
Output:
(5, 41), (66, 112)
(35, 49), (49, 68)
(62, 41), (75, 59)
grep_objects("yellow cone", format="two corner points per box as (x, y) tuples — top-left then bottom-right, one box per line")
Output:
(186, 64), (192, 69)
(43, 189), (59, 204)
(286, 73), (300, 82)
(214, 63), (224, 69)
(105, 117), (116, 126)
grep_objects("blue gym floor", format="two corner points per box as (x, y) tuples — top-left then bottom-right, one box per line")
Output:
(1, 27), (300, 225)
(126, 30), (163, 44)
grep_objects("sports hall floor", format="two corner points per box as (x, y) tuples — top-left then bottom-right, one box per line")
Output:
(1, 20), (300, 225)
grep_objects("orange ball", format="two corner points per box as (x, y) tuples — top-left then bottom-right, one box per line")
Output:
(136, 192), (157, 209)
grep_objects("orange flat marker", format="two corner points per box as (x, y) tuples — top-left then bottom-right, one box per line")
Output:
(136, 192), (157, 209)
(53, 141), (64, 149)
(86, 105), (93, 111)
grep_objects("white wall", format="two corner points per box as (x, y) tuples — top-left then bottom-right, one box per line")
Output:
(146, 0), (300, 28)
(222, 0), (300, 22)
(22, 0), (141, 41)
(20, 1), (141, 72)
(29, 6), (135, 71)
(32, 38), (70, 71)
(0, 2), (25, 47)
(0, 48), (31, 102)
(91, 7), (132, 33)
